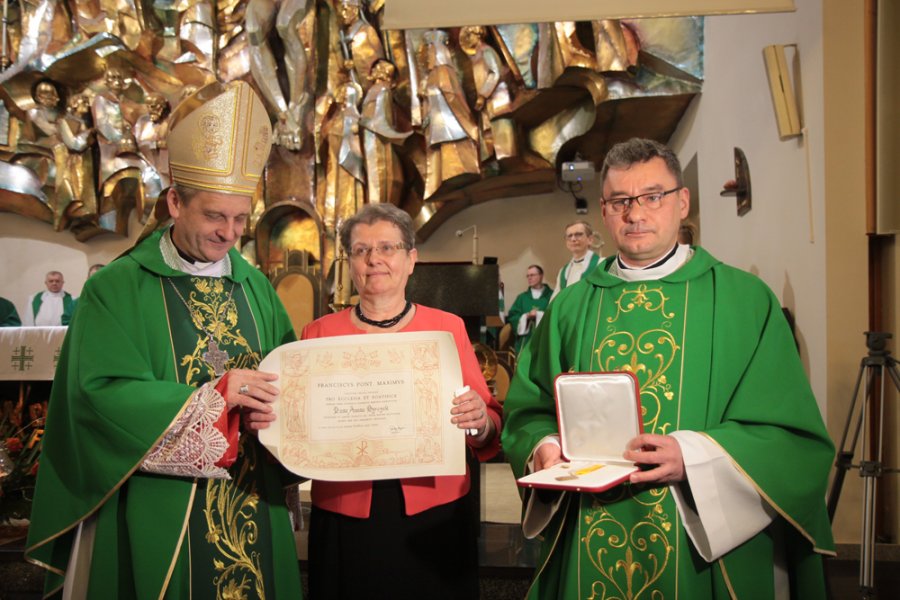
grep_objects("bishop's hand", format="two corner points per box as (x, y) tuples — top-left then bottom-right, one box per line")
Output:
(224, 369), (279, 430)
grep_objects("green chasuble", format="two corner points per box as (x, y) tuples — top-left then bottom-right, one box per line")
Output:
(507, 284), (553, 353)
(0, 296), (21, 326)
(26, 229), (303, 599)
(502, 247), (834, 599)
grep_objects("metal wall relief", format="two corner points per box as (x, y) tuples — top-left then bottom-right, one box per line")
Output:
(0, 1), (702, 281)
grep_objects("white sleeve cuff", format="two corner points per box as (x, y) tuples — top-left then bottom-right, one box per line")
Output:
(520, 435), (563, 538)
(669, 430), (775, 561)
(516, 315), (532, 336)
(140, 382), (232, 480)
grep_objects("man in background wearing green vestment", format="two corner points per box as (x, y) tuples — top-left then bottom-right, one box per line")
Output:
(0, 296), (20, 326)
(26, 81), (303, 599)
(502, 138), (834, 599)
(507, 264), (553, 354)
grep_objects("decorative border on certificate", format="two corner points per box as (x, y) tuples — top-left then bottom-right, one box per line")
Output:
(259, 331), (466, 481)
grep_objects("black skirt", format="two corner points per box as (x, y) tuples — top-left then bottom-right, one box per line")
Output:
(308, 478), (480, 599)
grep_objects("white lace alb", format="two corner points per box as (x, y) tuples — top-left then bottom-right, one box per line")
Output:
(141, 382), (232, 479)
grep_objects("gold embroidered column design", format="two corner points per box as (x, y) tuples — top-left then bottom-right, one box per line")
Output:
(582, 283), (684, 599)
(205, 438), (265, 599)
(170, 277), (261, 387)
(165, 275), (269, 598)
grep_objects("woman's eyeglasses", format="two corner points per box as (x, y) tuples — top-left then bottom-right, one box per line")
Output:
(349, 243), (407, 260)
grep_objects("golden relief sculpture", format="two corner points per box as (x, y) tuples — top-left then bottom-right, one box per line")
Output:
(0, 1), (702, 288)
(360, 59), (410, 206)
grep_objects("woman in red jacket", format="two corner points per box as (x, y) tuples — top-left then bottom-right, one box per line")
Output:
(302, 203), (502, 599)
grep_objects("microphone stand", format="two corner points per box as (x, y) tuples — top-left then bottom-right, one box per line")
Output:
(455, 225), (479, 265)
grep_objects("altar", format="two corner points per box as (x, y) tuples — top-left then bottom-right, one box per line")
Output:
(0, 327), (67, 381)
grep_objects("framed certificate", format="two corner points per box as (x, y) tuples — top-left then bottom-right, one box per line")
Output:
(258, 331), (467, 481)
(516, 371), (643, 492)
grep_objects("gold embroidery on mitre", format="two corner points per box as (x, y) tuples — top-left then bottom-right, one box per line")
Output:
(168, 80), (273, 196)
(193, 112), (226, 165)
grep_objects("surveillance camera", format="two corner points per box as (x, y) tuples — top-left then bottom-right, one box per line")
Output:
(561, 161), (595, 183)
(455, 230), (463, 237)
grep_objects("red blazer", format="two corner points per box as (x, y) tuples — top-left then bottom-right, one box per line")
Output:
(301, 305), (502, 517)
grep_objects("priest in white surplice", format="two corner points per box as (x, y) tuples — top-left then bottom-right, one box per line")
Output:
(549, 221), (603, 301)
(24, 271), (75, 326)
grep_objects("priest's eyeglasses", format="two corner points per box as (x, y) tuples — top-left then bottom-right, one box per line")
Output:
(349, 242), (407, 260)
(602, 187), (682, 215)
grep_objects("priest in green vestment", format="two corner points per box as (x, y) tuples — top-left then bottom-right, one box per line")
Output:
(502, 138), (834, 599)
(507, 264), (552, 353)
(26, 81), (303, 599)
(0, 296), (21, 326)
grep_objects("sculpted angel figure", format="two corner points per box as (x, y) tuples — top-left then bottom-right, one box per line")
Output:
(458, 25), (516, 162)
(56, 93), (99, 227)
(338, 0), (385, 93)
(133, 92), (171, 187)
(420, 29), (480, 199)
(27, 80), (63, 141)
(90, 65), (140, 162)
(246, 0), (313, 150)
(319, 81), (366, 230)
(360, 60), (411, 205)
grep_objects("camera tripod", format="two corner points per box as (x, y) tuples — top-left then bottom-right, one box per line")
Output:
(826, 331), (900, 599)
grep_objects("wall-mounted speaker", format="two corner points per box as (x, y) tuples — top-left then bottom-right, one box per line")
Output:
(763, 44), (802, 138)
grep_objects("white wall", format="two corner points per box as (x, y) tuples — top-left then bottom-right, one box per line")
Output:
(0, 212), (141, 316)
(419, 1), (830, 411)
(672, 0), (828, 408)
(416, 178), (608, 304)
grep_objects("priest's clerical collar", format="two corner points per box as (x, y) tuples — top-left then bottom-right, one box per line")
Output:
(161, 227), (231, 277)
(610, 244), (693, 282)
(572, 251), (589, 264)
(617, 244), (678, 271)
(169, 228), (201, 264)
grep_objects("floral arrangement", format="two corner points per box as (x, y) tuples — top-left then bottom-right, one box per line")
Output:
(0, 399), (45, 524)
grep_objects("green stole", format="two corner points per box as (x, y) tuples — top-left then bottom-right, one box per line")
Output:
(161, 275), (276, 599)
(555, 277), (723, 598)
(560, 253), (600, 290)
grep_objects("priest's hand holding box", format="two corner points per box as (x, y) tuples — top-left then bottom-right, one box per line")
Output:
(516, 372), (643, 493)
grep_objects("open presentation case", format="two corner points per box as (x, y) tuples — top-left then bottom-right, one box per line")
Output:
(516, 371), (643, 493)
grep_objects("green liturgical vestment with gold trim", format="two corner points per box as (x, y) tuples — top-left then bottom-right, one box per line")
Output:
(502, 247), (834, 599)
(26, 229), (302, 599)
